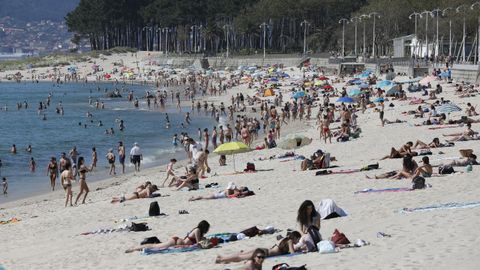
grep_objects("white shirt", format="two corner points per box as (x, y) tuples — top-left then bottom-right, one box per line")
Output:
(130, 146), (142, 156)
(189, 143), (201, 157)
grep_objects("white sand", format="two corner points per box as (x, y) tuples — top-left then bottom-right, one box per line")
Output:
(1, 55), (480, 270)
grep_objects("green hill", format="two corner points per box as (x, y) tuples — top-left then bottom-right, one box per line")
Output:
(0, 0), (79, 22)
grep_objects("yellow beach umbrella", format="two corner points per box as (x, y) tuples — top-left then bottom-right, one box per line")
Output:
(214, 142), (251, 172)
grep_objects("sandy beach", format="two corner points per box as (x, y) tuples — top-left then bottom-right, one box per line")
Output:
(1, 53), (480, 270)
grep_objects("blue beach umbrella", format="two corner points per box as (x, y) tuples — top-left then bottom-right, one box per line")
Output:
(336, 96), (355, 103)
(437, 103), (461, 114)
(292, 91), (306, 99)
(359, 83), (369, 89)
(376, 80), (393, 88)
(348, 88), (362, 97)
(373, 97), (384, 103)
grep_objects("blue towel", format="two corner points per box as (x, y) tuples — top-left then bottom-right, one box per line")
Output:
(142, 245), (200, 255)
(402, 201), (480, 213)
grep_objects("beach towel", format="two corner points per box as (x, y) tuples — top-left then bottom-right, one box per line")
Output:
(354, 187), (413, 194)
(142, 245), (201, 255)
(315, 169), (359, 176)
(428, 125), (462, 130)
(0, 217), (20, 225)
(115, 215), (167, 223)
(80, 225), (130, 235)
(316, 199), (348, 219)
(401, 201), (480, 213)
(207, 233), (237, 242)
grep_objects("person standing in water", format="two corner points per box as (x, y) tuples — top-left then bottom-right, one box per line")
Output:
(2, 177), (7, 196)
(91, 147), (98, 171)
(130, 142), (142, 172)
(106, 149), (116, 175)
(29, 157), (36, 172)
(47, 157), (58, 191)
(118, 141), (126, 174)
(74, 157), (91, 205)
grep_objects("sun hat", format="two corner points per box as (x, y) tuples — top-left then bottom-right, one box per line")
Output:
(226, 182), (236, 190)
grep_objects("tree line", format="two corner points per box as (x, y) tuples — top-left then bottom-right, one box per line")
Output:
(66, 0), (480, 58)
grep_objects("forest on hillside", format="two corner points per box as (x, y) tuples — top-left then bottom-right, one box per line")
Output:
(65, 0), (480, 56)
(0, 0), (79, 22)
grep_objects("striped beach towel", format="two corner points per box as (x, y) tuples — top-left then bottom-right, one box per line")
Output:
(354, 187), (413, 194)
(401, 201), (480, 213)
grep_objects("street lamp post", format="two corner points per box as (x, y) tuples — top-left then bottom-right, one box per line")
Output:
(431, 9), (441, 57)
(360, 14), (369, 57)
(162, 27), (170, 56)
(260, 22), (268, 60)
(223, 24), (231, 58)
(420, 11), (433, 58)
(339, 18), (349, 58)
(456, 4), (468, 62)
(369, 12), (381, 58)
(471, 2), (480, 64)
(300, 20), (310, 55)
(351, 16), (360, 56)
(442, 7), (454, 57)
(409, 12), (421, 57)
(191, 25), (198, 54)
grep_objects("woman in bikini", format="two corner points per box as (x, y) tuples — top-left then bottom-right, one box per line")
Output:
(125, 220), (210, 253)
(413, 156), (433, 178)
(61, 163), (74, 207)
(413, 137), (452, 149)
(111, 184), (158, 203)
(74, 157), (91, 205)
(297, 200), (321, 235)
(46, 157), (58, 191)
(215, 231), (301, 264)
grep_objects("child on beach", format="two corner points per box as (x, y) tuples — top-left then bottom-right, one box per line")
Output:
(2, 177), (7, 195)
(161, 159), (177, 187)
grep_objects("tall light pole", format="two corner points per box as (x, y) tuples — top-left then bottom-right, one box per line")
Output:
(223, 24), (231, 58)
(430, 9), (441, 57)
(442, 7), (454, 57)
(191, 25), (198, 54)
(369, 12), (381, 58)
(351, 16), (360, 56)
(457, 4), (468, 62)
(420, 11), (433, 58)
(162, 27), (170, 56)
(409, 12), (421, 57)
(339, 18), (349, 58)
(260, 22), (268, 60)
(300, 20), (310, 55)
(360, 14), (369, 57)
(471, 2), (480, 64)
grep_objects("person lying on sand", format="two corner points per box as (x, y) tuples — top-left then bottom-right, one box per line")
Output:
(125, 220), (210, 253)
(381, 142), (417, 160)
(440, 154), (478, 167)
(443, 123), (479, 142)
(215, 231), (302, 264)
(230, 248), (266, 270)
(111, 184), (158, 203)
(368, 155), (417, 179)
(413, 138), (453, 149)
(189, 183), (254, 201)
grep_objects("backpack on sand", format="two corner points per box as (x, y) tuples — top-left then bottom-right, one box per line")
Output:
(412, 176), (426, 189)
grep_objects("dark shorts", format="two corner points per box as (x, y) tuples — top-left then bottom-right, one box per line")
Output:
(132, 155), (141, 164)
(119, 155), (125, 164)
(379, 111), (384, 119)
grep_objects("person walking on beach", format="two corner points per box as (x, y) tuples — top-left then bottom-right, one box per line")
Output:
(106, 149), (116, 175)
(74, 157), (91, 205)
(61, 163), (74, 207)
(47, 157), (58, 191)
(118, 141), (126, 174)
(379, 100), (385, 127)
(161, 158), (177, 187)
(2, 177), (7, 196)
(130, 142), (142, 172)
(91, 147), (98, 171)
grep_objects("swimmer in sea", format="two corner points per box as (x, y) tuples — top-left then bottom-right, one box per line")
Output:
(172, 134), (179, 146)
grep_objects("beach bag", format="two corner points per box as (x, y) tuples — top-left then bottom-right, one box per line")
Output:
(140, 236), (161, 245)
(317, 240), (336, 254)
(272, 264), (307, 270)
(331, 229), (350, 246)
(129, 222), (149, 232)
(412, 176), (426, 189)
(439, 165), (455, 174)
(315, 170), (332, 176)
(305, 225), (322, 252)
(244, 162), (256, 172)
(361, 163), (379, 171)
(240, 226), (260, 237)
(149, 201), (160, 216)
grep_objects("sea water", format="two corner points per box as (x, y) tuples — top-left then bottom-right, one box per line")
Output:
(0, 82), (214, 202)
